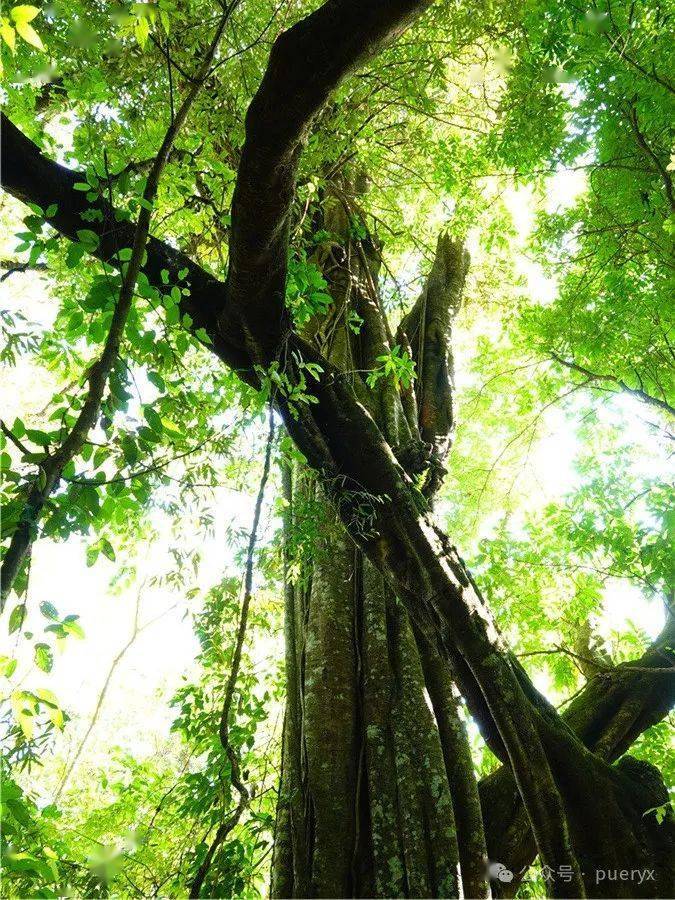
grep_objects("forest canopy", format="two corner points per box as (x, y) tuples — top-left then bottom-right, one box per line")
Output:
(0, 0), (673, 898)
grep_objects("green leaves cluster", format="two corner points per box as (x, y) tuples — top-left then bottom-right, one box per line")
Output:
(366, 344), (416, 391)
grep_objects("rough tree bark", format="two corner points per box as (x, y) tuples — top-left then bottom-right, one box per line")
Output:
(270, 179), (483, 898)
(2, 0), (674, 896)
(482, 612), (675, 897)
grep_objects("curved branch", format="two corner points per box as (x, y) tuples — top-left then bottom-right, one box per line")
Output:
(482, 611), (675, 896)
(549, 351), (675, 418)
(223, 0), (432, 361)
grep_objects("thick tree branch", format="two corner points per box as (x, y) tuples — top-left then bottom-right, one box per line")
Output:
(397, 233), (470, 491)
(0, 114), (250, 377)
(482, 612), (675, 896)
(223, 0), (432, 361)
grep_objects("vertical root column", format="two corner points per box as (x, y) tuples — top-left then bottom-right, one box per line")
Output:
(275, 497), (468, 897)
(361, 560), (460, 899)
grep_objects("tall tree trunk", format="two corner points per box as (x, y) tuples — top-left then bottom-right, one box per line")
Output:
(272, 178), (487, 898)
(272, 469), (482, 898)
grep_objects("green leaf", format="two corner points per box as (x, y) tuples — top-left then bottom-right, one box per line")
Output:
(34, 643), (53, 673)
(35, 686), (59, 706)
(62, 616), (85, 639)
(144, 406), (164, 434)
(147, 371), (166, 392)
(15, 18), (43, 49)
(195, 327), (212, 344)
(0, 656), (18, 678)
(100, 538), (116, 561)
(66, 243), (86, 268)
(8, 604), (26, 635)
(86, 545), (99, 567)
(165, 303), (180, 325)
(25, 428), (51, 447)
(134, 13), (150, 48)
(6, 799), (33, 828)
(39, 601), (59, 621)
(1, 21), (16, 51)
(11, 690), (37, 739)
(36, 688), (64, 729)
(46, 704), (65, 730)
(10, 5), (39, 25)
(76, 229), (99, 250)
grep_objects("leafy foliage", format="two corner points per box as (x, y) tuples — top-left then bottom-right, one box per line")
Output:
(1, 0), (672, 895)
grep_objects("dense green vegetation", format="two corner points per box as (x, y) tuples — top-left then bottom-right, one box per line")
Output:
(1, 0), (673, 897)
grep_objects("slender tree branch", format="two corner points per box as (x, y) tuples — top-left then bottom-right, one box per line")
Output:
(190, 409), (275, 898)
(549, 351), (675, 418)
(52, 583), (178, 801)
(0, 259), (48, 281)
(0, 419), (31, 456)
(623, 104), (675, 211)
(0, 12), (233, 604)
